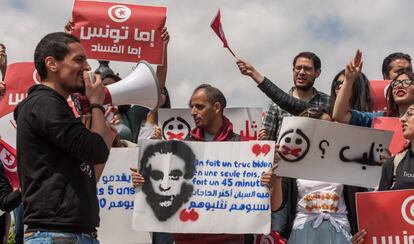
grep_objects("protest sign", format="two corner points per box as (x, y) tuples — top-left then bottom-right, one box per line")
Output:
(132, 140), (274, 234)
(158, 108), (262, 141)
(72, 1), (167, 64)
(369, 80), (391, 112)
(97, 148), (151, 244)
(277, 117), (392, 188)
(0, 62), (39, 149)
(372, 117), (406, 155)
(356, 189), (414, 244)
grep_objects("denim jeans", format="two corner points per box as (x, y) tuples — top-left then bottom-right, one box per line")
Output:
(13, 204), (24, 244)
(24, 231), (99, 244)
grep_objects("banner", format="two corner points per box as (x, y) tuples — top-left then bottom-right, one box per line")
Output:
(97, 148), (151, 244)
(369, 80), (391, 112)
(132, 140), (274, 234)
(0, 139), (19, 189)
(277, 117), (392, 188)
(0, 62), (39, 149)
(356, 189), (414, 244)
(372, 117), (406, 155)
(72, 1), (167, 64)
(158, 108), (262, 141)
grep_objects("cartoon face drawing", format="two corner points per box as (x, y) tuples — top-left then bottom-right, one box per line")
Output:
(162, 117), (191, 141)
(278, 129), (310, 162)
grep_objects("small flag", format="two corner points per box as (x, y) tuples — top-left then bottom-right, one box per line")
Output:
(210, 9), (236, 57)
(0, 138), (19, 189)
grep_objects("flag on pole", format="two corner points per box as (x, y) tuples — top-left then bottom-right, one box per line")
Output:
(210, 9), (236, 57)
(0, 138), (19, 189)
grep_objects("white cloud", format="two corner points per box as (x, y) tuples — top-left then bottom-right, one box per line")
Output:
(1, 0), (413, 108)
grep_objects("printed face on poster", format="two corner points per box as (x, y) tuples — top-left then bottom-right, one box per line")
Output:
(97, 148), (151, 244)
(158, 108), (262, 141)
(356, 190), (414, 244)
(72, 1), (167, 64)
(132, 140), (274, 234)
(276, 117), (392, 188)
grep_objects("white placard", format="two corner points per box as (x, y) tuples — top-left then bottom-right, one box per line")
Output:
(158, 108), (262, 141)
(132, 140), (274, 234)
(97, 148), (151, 244)
(277, 117), (393, 188)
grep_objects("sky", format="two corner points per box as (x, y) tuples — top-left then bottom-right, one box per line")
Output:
(1, 0), (413, 109)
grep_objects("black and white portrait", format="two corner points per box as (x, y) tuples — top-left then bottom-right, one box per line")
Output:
(140, 140), (196, 221)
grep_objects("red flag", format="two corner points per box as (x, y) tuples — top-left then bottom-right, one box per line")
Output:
(210, 9), (229, 48)
(0, 138), (19, 189)
(372, 117), (406, 155)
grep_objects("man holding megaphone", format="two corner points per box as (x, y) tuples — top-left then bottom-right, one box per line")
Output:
(14, 32), (117, 243)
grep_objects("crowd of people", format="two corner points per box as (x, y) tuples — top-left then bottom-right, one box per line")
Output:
(0, 20), (413, 244)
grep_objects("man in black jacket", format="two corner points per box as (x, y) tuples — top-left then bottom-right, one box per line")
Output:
(14, 32), (117, 243)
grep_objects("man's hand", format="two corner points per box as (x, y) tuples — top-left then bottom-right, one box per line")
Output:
(257, 127), (268, 140)
(64, 20), (74, 33)
(236, 59), (264, 84)
(84, 71), (105, 105)
(0, 81), (5, 97)
(150, 126), (162, 139)
(0, 45), (7, 78)
(161, 26), (169, 46)
(345, 49), (363, 84)
(351, 229), (367, 244)
(130, 167), (145, 187)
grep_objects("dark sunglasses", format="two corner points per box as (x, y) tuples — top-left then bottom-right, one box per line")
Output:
(333, 80), (344, 89)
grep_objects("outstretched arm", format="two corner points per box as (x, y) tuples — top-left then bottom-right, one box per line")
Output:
(332, 50), (363, 123)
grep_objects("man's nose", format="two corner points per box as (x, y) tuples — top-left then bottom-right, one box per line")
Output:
(84, 62), (91, 71)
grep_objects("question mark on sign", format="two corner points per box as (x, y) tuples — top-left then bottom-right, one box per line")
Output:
(319, 140), (330, 159)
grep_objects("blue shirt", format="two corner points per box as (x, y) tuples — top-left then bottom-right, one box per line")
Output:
(349, 110), (385, 127)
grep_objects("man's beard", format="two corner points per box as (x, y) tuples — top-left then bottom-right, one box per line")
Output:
(62, 80), (86, 95)
(294, 79), (315, 91)
(142, 181), (193, 222)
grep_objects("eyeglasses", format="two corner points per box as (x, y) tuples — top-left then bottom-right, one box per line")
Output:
(294, 65), (314, 73)
(333, 80), (344, 89)
(390, 79), (413, 89)
(403, 107), (414, 118)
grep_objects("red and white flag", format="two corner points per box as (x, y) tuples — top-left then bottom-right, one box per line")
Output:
(0, 138), (19, 189)
(210, 9), (236, 57)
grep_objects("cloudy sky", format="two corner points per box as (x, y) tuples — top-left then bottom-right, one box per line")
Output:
(1, 0), (413, 109)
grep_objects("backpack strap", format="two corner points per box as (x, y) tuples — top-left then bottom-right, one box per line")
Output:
(391, 150), (408, 189)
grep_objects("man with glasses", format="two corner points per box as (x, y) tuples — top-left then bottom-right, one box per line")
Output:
(261, 52), (329, 238)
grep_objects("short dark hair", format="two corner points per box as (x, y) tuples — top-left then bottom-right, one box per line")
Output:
(382, 52), (412, 78)
(34, 32), (80, 80)
(140, 140), (196, 179)
(0, 43), (5, 50)
(293, 52), (321, 71)
(385, 69), (414, 117)
(299, 107), (331, 120)
(190, 84), (227, 112)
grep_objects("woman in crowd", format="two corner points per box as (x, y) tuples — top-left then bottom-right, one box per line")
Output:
(352, 103), (414, 243)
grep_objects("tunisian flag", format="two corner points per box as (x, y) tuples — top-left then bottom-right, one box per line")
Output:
(210, 9), (236, 57)
(0, 138), (19, 189)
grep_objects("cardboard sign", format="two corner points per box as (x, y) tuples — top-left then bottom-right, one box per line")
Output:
(369, 80), (391, 112)
(356, 189), (414, 244)
(72, 1), (167, 64)
(132, 140), (274, 234)
(277, 117), (392, 188)
(97, 148), (151, 244)
(158, 108), (262, 141)
(0, 62), (39, 149)
(372, 117), (406, 155)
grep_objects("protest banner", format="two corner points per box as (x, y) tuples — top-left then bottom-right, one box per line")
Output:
(72, 1), (167, 64)
(356, 189), (414, 244)
(97, 148), (151, 244)
(277, 117), (392, 188)
(158, 108), (262, 141)
(369, 80), (391, 112)
(0, 62), (39, 149)
(132, 140), (274, 234)
(372, 117), (406, 155)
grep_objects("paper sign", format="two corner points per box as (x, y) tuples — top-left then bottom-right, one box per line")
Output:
(372, 117), (406, 155)
(97, 148), (151, 244)
(356, 189), (414, 244)
(72, 1), (167, 64)
(277, 117), (392, 188)
(369, 80), (391, 112)
(158, 108), (262, 141)
(0, 62), (39, 149)
(132, 140), (274, 234)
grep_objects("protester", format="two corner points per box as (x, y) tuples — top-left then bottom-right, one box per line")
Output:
(351, 104), (414, 243)
(14, 32), (117, 243)
(382, 52), (412, 80)
(333, 50), (414, 127)
(0, 43), (6, 96)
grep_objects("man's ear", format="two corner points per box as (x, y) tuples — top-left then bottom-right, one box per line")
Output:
(315, 69), (321, 78)
(45, 56), (58, 73)
(213, 102), (221, 114)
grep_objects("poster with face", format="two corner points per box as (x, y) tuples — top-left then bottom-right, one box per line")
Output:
(96, 148), (151, 244)
(277, 117), (393, 188)
(158, 108), (262, 141)
(132, 139), (274, 234)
